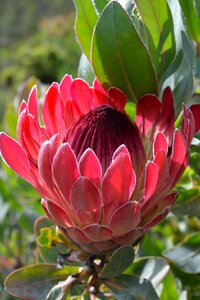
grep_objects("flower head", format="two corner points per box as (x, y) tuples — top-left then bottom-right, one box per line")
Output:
(0, 75), (200, 254)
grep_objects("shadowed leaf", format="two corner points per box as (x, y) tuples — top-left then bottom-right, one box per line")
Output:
(4, 264), (80, 300)
(99, 245), (135, 278)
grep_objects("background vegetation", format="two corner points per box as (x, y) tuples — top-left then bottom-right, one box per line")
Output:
(0, 0), (80, 123)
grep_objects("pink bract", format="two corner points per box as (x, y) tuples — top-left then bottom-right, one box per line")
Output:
(0, 75), (200, 254)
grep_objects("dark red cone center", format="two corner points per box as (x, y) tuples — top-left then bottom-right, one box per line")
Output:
(66, 105), (145, 173)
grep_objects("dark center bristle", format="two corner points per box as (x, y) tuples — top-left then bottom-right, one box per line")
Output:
(66, 105), (145, 173)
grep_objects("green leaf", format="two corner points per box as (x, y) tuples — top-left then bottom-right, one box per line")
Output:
(91, 1), (158, 100)
(164, 233), (200, 274)
(118, 0), (135, 15)
(4, 264), (80, 300)
(78, 53), (95, 85)
(172, 188), (200, 218)
(46, 276), (77, 300)
(92, 0), (109, 15)
(134, 0), (175, 78)
(173, 66), (194, 115)
(106, 274), (159, 300)
(35, 218), (72, 249)
(175, 167), (193, 190)
(74, 0), (98, 58)
(195, 58), (200, 80)
(179, 0), (200, 42)
(161, 2), (194, 114)
(125, 257), (169, 288)
(37, 227), (65, 248)
(93, 0), (135, 16)
(191, 137), (200, 146)
(187, 286), (200, 300)
(130, 7), (148, 46)
(99, 245), (135, 278)
(140, 231), (165, 256)
(92, 0), (137, 18)
(162, 31), (194, 116)
(161, 50), (183, 86)
(196, 0), (200, 17)
(125, 257), (180, 298)
(125, 102), (136, 121)
(159, 271), (180, 300)
(167, 0), (185, 52)
(163, 233), (200, 286)
(190, 145), (200, 175)
(35, 220), (74, 264)
(182, 29), (195, 65)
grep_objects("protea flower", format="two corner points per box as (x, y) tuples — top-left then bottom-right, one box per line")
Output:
(0, 75), (199, 254)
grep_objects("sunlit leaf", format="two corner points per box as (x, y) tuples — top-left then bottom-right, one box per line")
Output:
(78, 53), (95, 85)
(125, 102), (136, 121)
(140, 231), (166, 256)
(34, 217), (73, 264)
(117, 0), (135, 15)
(175, 167), (193, 190)
(92, 0), (109, 15)
(125, 257), (169, 288)
(159, 271), (181, 300)
(106, 274), (159, 300)
(37, 227), (64, 248)
(134, 0), (175, 78)
(179, 0), (200, 42)
(91, 1), (158, 100)
(74, 0), (98, 58)
(163, 233), (200, 286)
(167, 0), (185, 52)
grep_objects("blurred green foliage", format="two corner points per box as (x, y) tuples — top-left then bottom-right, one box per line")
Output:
(0, 0), (81, 126)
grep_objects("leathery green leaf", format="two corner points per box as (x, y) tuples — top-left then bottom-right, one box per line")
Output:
(159, 271), (180, 300)
(91, 1), (158, 101)
(163, 233), (200, 275)
(99, 245), (135, 278)
(4, 264), (80, 300)
(92, 0), (109, 15)
(74, 0), (98, 58)
(78, 53), (95, 85)
(134, 0), (175, 78)
(106, 274), (159, 300)
(125, 256), (169, 288)
(163, 233), (200, 286)
(179, 0), (200, 42)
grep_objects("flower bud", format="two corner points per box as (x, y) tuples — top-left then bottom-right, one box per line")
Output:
(66, 105), (145, 173)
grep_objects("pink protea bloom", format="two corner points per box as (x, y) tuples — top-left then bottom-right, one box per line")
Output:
(0, 75), (200, 254)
